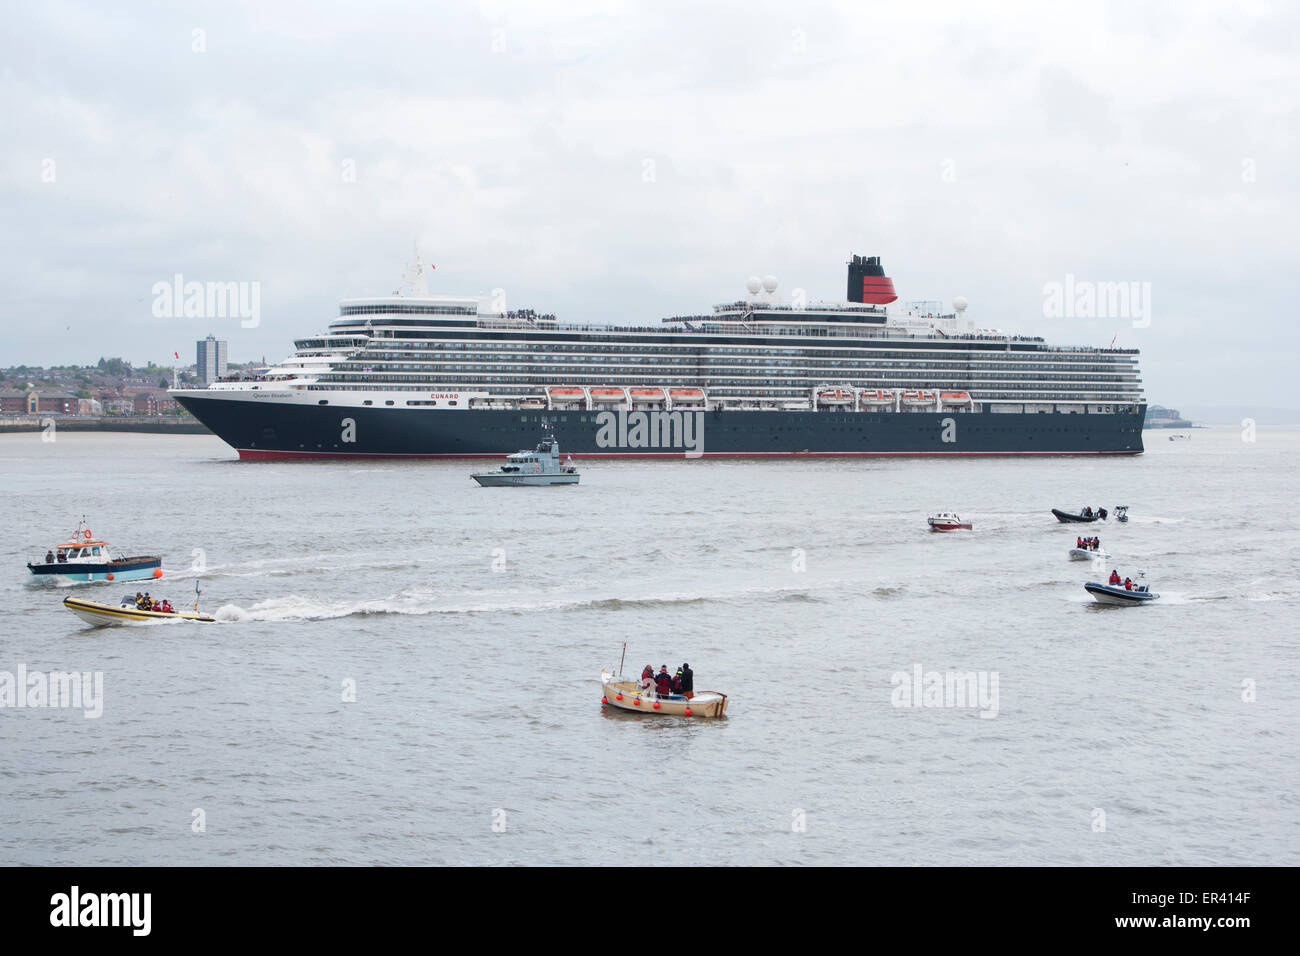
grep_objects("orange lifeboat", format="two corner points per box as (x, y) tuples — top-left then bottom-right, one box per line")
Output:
(901, 390), (938, 407)
(669, 388), (706, 404)
(817, 388), (854, 405)
(589, 388), (626, 403)
(940, 391), (973, 404)
(628, 387), (665, 402)
(547, 387), (586, 402)
(859, 389), (895, 406)
(520, 397), (546, 409)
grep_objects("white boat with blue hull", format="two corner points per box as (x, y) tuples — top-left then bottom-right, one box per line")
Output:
(471, 437), (579, 486)
(26, 520), (162, 584)
(1084, 580), (1159, 605)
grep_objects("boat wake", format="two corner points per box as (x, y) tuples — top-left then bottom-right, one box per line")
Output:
(210, 580), (843, 623)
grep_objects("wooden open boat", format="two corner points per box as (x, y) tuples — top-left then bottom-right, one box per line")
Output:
(600, 669), (728, 718)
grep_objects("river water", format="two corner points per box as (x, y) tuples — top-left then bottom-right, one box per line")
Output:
(1, 428), (1296, 864)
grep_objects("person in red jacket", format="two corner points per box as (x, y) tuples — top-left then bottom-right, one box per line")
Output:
(655, 666), (673, 697)
(1109, 569), (1121, 585)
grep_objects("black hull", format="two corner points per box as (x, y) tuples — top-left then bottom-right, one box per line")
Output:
(1052, 509), (1105, 523)
(175, 395), (1146, 459)
(27, 557), (161, 576)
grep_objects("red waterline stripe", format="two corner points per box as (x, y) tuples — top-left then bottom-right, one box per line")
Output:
(237, 448), (1142, 461)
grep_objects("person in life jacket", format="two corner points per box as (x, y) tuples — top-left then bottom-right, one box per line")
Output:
(655, 666), (673, 697)
(680, 663), (694, 700)
(671, 669), (684, 695)
(1077, 537), (1083, 549)
(1109, 570), (1121, 585)
(1124, 577), (1133, 591)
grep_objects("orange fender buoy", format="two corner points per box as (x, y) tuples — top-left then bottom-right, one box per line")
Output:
(652, 701), (660, 709)
(684, 707), (692, 716)
(633, 698), (641, 706)
(153, 568), (163, 578)
(601, 696), (608, 705)
(615, 693), (623, 701)
(106, 573), (114, 581)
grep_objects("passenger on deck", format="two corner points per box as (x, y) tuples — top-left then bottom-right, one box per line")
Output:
(134, 592), (145, 609)
(57, 551), (67, 563)
(640, 666), (654, 696)
(680, 663), (694, 700)
(655, 666), (673, 697)
(671, 669), (684, 695)
(142, 592), (154, 610)
(159, 600), (174, 614)
(1077, 537), (1083, 549)
(1123, 578), (1133, 591)
(45, 551), (54, 563)
(1109, 570), (1121, 585)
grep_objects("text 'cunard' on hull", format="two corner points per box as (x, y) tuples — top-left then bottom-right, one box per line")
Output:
(170, 251), (1147, 459)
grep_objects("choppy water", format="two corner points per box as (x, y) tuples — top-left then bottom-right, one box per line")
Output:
(1, 428), (1297, 865)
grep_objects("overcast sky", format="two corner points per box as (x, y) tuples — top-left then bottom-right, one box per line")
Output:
(2, 0), (1296, 407)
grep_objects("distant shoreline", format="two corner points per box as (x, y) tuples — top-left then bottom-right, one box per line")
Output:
(0, 415), (211, 435)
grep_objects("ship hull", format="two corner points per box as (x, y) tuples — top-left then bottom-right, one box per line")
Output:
(175, 394), (1146, 459)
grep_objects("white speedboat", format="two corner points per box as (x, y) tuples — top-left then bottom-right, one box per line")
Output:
(471, 437), (579, 486)
(927, 512), (972, 532)
(1069, 548), (1111, 561)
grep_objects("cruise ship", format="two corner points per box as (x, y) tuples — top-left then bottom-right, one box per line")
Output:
(171, 254), (1146, 459)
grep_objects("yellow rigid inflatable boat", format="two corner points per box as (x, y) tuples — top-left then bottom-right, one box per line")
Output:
(63, 595), (216, 627)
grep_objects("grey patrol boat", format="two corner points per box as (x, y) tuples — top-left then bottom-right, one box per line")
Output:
(471, 436), (580, 486)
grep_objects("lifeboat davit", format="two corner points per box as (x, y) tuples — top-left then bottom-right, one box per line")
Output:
(817, 388), (854, 405)
(669, 388), (706, 405)
(589, 388), (627, 403)
(858, 389), (895, 407)
(547, 387), (587, 402)
(901, 390), (938, 407)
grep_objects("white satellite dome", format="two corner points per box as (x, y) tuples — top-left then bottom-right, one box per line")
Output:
(953, 296), (968, 313)
(762, 275), (778, 293)
(746, 276), (762, 295)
